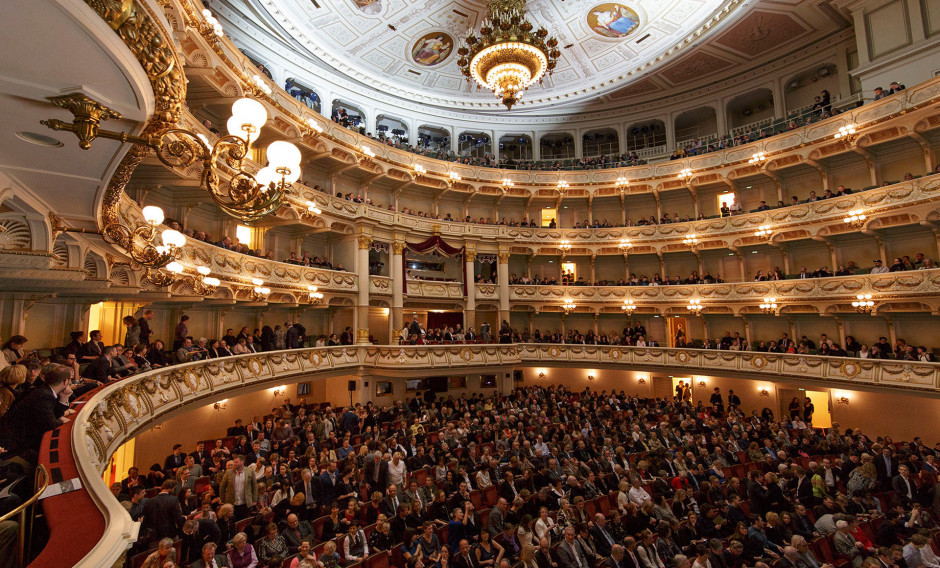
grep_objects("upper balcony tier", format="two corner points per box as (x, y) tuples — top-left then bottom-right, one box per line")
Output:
(169, 6), (940, 191)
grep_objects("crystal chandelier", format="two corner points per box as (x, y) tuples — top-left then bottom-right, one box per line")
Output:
(457, 0), (560, 110)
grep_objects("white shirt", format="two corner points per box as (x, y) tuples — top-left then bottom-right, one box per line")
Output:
(388, 459), (407, 486)
(233, 468), (246, 506)
(628, 486), (651, 505)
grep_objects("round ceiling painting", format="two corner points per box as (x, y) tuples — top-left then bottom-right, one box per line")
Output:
(411, 32), (454, 66)
(588, 3), (640, 38)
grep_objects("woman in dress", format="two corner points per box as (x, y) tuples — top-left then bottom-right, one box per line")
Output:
(474, 529), (504, 568)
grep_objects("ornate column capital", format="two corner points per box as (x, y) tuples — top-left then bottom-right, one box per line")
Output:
(392, 241), (407, 255)
(498, 252), (510, 264)
(358, 235), (374, 250)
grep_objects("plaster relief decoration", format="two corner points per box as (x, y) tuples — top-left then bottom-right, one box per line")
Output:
(588, 3), (640, 38)
(354, 0), (383, 16)
(411, 32), (454, 66)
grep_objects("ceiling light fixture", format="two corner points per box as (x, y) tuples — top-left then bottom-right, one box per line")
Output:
(456, 0), (560, 110)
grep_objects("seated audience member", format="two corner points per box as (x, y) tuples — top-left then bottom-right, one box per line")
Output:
(0, 364), (73, 460)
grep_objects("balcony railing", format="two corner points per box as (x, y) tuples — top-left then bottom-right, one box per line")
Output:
(52, 344), (940, 566)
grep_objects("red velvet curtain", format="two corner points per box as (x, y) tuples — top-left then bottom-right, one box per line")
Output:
(403, 236), (467, 295)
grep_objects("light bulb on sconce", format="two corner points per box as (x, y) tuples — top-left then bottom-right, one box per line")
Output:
(213, 400), (228, 411)
(587, 375), (595, 382)
(637, 377), (646, 384)
(538, 372), (546, 379)
(835, 396), (849, 405)
(698, 381), (706, 388)
(758, 388), (770, 397)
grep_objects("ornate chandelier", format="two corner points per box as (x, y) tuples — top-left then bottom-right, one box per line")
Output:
(457, 0), (560, 110)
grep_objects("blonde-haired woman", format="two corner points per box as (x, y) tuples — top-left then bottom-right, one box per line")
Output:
(519, 543), (539, 568)
(0, 364), (26, 418)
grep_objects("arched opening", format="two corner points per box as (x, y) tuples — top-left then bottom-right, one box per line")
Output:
(284, 78), (320, 112)
(626, 120), (666, 152)
(376, 115), (408, 145)
(458, 131), (491, 158)
(331, 100), (366, 133)
(674, 106), (717, 148)
(783, 63), (840, 119)
(417, 125), (450, 153)
(499, 134), (532, 161)
(539, 133), (574, 160)
(582, 128), (619, 157)
(726, 88), (775, 131)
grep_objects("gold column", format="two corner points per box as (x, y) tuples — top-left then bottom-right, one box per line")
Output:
(356, 234), (372, 344)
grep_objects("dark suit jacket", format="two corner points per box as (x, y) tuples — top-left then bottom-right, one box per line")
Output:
(82, 355), (115, 382)
(189, 555), (230, 568)
(891, 474), (918, 502)
(453, 552), (478, 568)
(590, 525), (615, 557)
(182, 518), (222, 561)
(0, 384), (67, 456)
(364, 460), (389, 491)
(380, 495), (402, 517)
(282, 521), (315, 554)
(142, 492), (184, 540)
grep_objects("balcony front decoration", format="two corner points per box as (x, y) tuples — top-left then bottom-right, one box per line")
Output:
(42, 95), (302, 223)
(456, 0), (560, 110)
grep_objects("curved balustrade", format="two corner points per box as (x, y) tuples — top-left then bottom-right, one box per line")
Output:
(298, 174), (940, 251)
(55, 343), (940, 566)
(167, 2), (940, 186)
(510, 268), (940, 313)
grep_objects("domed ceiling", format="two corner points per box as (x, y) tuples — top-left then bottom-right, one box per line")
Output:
(218, 0), (845, 114)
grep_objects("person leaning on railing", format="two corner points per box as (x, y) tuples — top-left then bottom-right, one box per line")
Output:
(0, 364), (74, 463)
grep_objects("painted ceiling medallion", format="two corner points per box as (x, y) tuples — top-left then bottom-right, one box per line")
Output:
(587, 3), (640, 38)
(412, 32), (454, 66)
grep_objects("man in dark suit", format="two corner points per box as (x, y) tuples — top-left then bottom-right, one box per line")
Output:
(293, 469), (320, 518)
(891, 465), (918, 504)
(138, 309), (154, 346)
(0, 364), (71, 459)
(789, 467), (814, 505)
(454, 539), (477, 568)
(181, 518), (222, 562)
(875, 447), (896, 490)
(380, 484), (402, 517)
(281, 513), (314, 555)
(189, 542), (229, 568)
(590, 513), (616, 558)
(81, 344), (118, 384)
(83, 330), (106, 360)
(164, 444), (186, 475)
(364, 451), (389, 492)
(601, 544), (626, 568)
(141, 480), (184, 541)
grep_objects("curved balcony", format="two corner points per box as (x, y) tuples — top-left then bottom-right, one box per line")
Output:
(509, 268), (940, 314)
(49, 344), (940, 566)
(168, 3), (940, 188)
(299, 174), (940, 251)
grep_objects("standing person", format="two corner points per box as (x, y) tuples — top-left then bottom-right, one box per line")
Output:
(141, 480), (184, 541)
(220, 455), (258, 520)
(274, 325), (286, 350)
(123, 316), (141, 348)
(138, 309), (154, 346)
(174, 315), (190, 351)
(286, 323), (299, 349)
